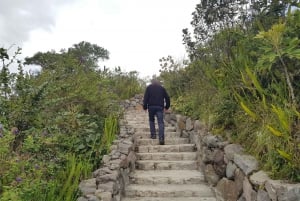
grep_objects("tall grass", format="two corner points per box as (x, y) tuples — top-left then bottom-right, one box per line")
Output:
(101, 114), (118, 154)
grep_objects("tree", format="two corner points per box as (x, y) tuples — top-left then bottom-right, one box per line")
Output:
(183, 0), (295, 60)
(25, 41), (109, 72)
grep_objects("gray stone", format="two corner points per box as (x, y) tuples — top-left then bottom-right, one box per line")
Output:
(102, 155), (111, 164)
(224, 144), (244, 161)
(170, 113), (177, 121)
(79, 178), (97, 195)
(203, 148), (218, 163)
(93, 167), (113, 178)
(186, 117), (194, 131)
(97, 171), (119, 183)
(95, 191), (112, 201)
(203, 135), (220, 148)
(77, 197), (88, 201)
(98, 182), (115, 193)
(120, 151), (136, 169)
(204, 164), (220, 186)
(193, 120), (201, 131)
(226, 161), (237, 179)
(257, 189), (271, 201)
(86, 195), (100, 201)
(235, 168), (245, 196)
(164, 112), (171, 123)
(277, 183), (300, 201)
(216, 178), (240, 201)
(177, 115), (186, 131)
(265, 180), (281, 201)
(238, 196), (246, 201)
(111, 150), (121, 159)
(234, 154), (258, 175)
(243, 177), (257, 201)
(213, 150), (226, 177)
(181, 130), (189, 138)
(250, 170), (270, 187)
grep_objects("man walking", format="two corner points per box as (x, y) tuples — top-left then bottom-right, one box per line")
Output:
(143, 79), (170, 145)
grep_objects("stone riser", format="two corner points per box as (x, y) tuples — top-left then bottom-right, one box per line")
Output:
(122, 197), (217, 201)
(125, 184), (215, 198)
(129, 171), (205, 185)
(135, 127), (176, 132)
(136, 160), (198, 170)
(136, 144), (195, 153)
(137, 138), (189, 146)
(136, 152), (197, 161)
(134, 132), (181, 138)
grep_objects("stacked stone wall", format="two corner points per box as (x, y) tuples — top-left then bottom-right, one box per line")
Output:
(77, 95), (143, 201)
(165, 113), (300, 201)
(78, 94), (300, 201)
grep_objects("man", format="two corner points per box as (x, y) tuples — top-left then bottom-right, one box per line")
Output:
(143, 79), (170, 145)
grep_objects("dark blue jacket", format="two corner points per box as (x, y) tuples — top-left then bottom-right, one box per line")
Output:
(143, 83), (170, 110)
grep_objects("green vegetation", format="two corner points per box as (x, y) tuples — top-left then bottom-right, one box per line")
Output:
(1, 2), (300, 199)
(160, 1), (300, 182)
(0, 41), (144, 200)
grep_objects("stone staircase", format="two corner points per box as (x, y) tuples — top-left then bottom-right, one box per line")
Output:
(122, 110), (217, 201)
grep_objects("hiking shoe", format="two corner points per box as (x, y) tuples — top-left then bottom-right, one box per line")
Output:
(159, 141), (165, 145)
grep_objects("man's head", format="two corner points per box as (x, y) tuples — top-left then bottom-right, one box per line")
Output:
(151, 79), (161, 85)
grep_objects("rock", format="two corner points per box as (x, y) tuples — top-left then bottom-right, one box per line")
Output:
(86, 195), (100, 201)
(181, 130), (189, 138)
(265, 180), (282, 201)
(277, 183), (300, 201)
(204, 164), (220, 186)
(243, 177), (257, 201)
(203, 148), (218, 163)
(203, 135), (220, 148)
(216, 178), (240, 201)
(234, 168), (245, 196)
(102, 155), (111, 164)
(77, 197), (88, 201)
(118, 141), (132, 155)
(257, 189), (271, 201)
(79, 178), (97, 195)
(95, 191), (112, 201)
(234, 154), (258, 175)
(226, 161), (237, 179)
(250, 170), (270, 187)
(177, 116), (186, 130)
(97, 182), (115, 193)
(213, 150), (226, 177)
(186, 117), (194, 131)
(224, 144), (244, 161)
(93, 167), (113, 178)
(96, 171), (119, 184)
(193, 120), (202, 131)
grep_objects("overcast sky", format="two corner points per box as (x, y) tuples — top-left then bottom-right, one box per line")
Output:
(0, 0), (198, 78)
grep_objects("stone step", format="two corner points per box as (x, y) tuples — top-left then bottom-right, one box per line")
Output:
(129, 170), (205, 185)
(136, 138), (189, 146)
(134, 132), (181, 139)
(136, 152), (197, 161)
(135, 127), (176, 132)
(136, 160), (198, 170)
(123, 197), (217, 201)
(136, 144), (195, 153)
(125, 184), (215, 198)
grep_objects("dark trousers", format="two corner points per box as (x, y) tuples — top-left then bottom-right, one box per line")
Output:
(148, 106), (164, 141)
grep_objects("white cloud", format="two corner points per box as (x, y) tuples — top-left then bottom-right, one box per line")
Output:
(2, 0), (199, 77)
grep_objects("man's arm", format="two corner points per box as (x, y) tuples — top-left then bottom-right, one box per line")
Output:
(143, 87), (149, 110)
(164, 89), (170, 110)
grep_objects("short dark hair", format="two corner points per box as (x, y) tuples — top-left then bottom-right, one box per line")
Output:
(151, 79), (161, 85)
